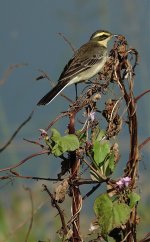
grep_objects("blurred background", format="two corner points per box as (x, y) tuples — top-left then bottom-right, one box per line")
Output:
(0, 0), (150, 241)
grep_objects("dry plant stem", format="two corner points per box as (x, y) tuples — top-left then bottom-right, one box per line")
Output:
(82, 183), (101, 200)
(117, 60), (138, 241)
(0, 63), (28, 85)
(134, 89), (150, 102)
(68, 112), (81, 241)
(46, 112), (68, 131)
(43, 184), (68, 237)
(122, 83), (138, 242)
(58, 32), (76, 53)
(0, 110), (34, 153)
(9, 170), (62, 182)
(138, 137), (150, 150)
(123, 84), (138, 179)
(0, 150), (49, 173)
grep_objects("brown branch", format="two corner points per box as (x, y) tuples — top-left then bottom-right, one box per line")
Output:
(122, 45), (138, 242)
(0, 150), (49, 173)
(46, 112), (68, 131)
(0, 110), (34, 153)
(23, 138), (45, 149)
(135, 89), (150, 102)
(82, 183), (101, 200)
(123, 84), (138, 178)
(0, 175), (11, 180)
(36, 69), (73, 103)
(36, 69), (54, 84)
(10, 170), (62, 182)
(138, 137), (150, 150)
(113, 45), (139, 180)
(0, 63), (28, 85)
(73, 179), (100, 186)
(68, 112), (81, 241)
(109, 38), (139, 242)
(42, 184), (68, 236)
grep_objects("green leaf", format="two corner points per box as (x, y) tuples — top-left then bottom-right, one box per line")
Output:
(96, 130), (106, 141)
(76, 130), (87, 146)
(51, 128), (61, 142)
(93, 140), (110, 166)
(59, 134), (79, 153)
(51, 129), (79, 156)
(94, 194), (130, 236)
(52, 143), (62, 157)
(128, 192), (140, 208)
(108, 153), (115, 171)
(103, 152), (115, 176)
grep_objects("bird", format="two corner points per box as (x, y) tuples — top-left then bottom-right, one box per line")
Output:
(37, 30), (114, 106)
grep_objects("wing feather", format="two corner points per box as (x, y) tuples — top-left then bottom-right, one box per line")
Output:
(59, 55), (103, 82)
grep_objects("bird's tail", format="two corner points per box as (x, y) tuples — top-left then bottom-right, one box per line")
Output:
(37, 80), (69, 105)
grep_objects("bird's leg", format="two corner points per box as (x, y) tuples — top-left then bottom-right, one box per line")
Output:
(75, 83), (78, 100)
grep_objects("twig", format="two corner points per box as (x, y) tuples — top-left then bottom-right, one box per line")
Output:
(0, 63), (28, 85)
(36, 69), (54, 85)
(9, 170), (62, 182)
(0, 110), (34, 153)
(0, 149), (49, 172)
(23, 138), (45, 148)
(121, 231), (131, 242)
(46, 112), (68, 131)
(58, 32), (76, 53)
(42, 184), (68, 235)
(82, 183), (101, 200)
(73, 179), (99, 186)
(67, 194), (82, 227)
(36, 69), (73, 103)
(138, 137), (150, 150)
(68, 111), (81, 241)
(135, 89), (150, 102)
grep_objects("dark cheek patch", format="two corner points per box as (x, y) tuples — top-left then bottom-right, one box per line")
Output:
(99, 35), (110, 41)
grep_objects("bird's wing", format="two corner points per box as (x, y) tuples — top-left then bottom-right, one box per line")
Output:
(59, 47), (104, 82)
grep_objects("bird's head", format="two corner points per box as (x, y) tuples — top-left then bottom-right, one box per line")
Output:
(90, 30), (114, 47)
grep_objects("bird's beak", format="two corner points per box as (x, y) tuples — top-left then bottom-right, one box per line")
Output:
(113, 34), (119, 37)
